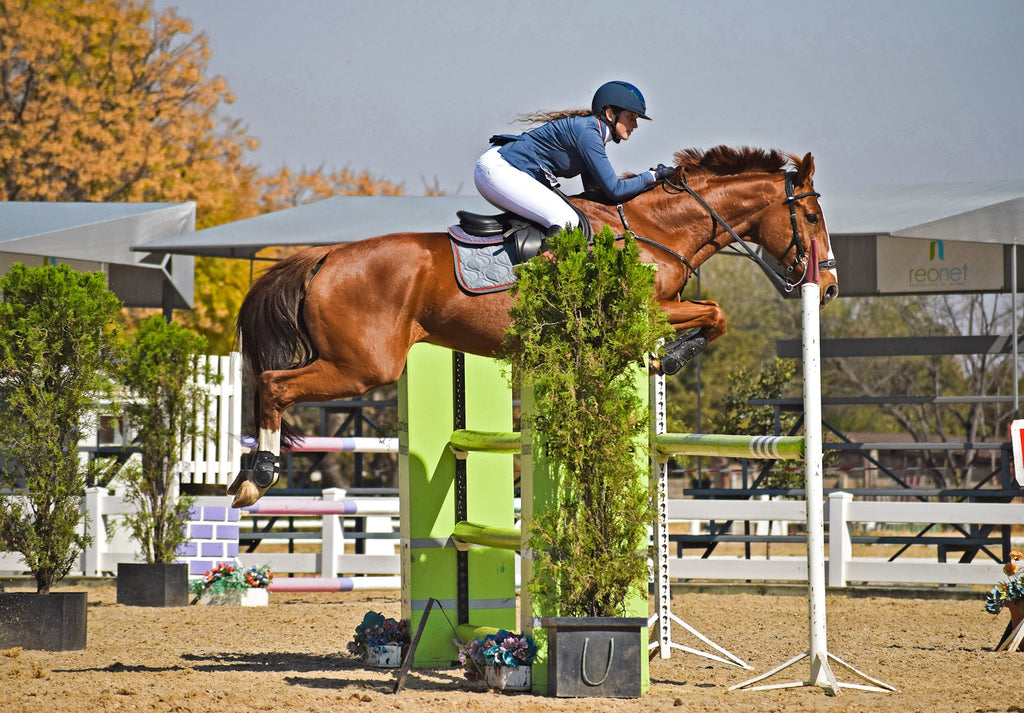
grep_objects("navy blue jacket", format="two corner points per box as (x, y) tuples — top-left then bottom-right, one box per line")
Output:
(493, 115), (654, 202)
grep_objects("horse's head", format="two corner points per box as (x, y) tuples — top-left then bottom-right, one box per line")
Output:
(764, 152), (839, 305)
(666, 146), (839, 306)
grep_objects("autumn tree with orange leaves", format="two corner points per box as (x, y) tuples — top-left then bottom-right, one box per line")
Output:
(0, 0), (408, 353)
(0, 0), (260, 218)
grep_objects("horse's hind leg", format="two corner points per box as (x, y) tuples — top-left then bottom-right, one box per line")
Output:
(229, 358), (389, 508)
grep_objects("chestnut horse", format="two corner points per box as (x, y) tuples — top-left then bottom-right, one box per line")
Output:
(228, 146), (839, 507)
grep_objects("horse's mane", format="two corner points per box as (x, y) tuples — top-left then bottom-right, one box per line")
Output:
(673, 146), (794, 175)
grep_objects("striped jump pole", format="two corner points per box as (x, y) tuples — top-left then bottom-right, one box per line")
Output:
(268, 575), (400, 593)
(653, 433), (804, 460)
(241, 497), (400, 516)
(240, 435), (399, 453)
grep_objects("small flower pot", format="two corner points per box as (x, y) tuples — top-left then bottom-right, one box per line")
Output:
(363, 643), (403, 668)
(117, 563), (189, 607)
(482, 665), (532, 692)
(998, 600), (1024, 652)
(0, 592), (87, 651)
(196, 588), (269, 607)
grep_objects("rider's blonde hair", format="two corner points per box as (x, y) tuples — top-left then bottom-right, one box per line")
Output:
(514, 108), (591, 125)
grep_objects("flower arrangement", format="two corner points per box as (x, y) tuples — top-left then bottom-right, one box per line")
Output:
(189, 563), (273, 596)
(985, 551), (1024, 615)
(458, 629), (537, 680)
(347, 611), (410, 659)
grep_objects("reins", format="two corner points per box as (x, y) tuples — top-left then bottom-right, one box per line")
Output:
(614, 204), (698, 280)
(614, 169), (834, 293)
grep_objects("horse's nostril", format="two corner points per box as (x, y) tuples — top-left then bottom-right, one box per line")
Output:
(823, 285), (839, 304)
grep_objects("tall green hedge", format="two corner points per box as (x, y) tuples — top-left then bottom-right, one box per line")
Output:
(502, 227), (671, 617)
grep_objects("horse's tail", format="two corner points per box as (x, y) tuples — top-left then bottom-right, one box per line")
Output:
(236, 246), (333, 446)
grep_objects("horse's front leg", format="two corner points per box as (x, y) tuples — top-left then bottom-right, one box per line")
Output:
(654, 299), (727, 375)
(226, 427), (282, 508)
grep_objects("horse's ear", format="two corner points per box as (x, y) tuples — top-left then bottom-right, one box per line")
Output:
(795, 152), (815, 185)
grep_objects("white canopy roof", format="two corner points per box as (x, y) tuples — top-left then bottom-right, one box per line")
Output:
(133, 181), (1024, 262)
(819, 180), (1024, 243)
(135, 195), (493, 259)
(0, 201), (196, 309)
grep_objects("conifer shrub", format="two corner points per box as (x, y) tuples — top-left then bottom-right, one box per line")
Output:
(501, 227), (671, 617)
(0, 264), (122, 593)
(118, 316), (219, 564)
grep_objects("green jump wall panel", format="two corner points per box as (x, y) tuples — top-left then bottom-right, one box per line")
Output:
(399, 343), (516, 666)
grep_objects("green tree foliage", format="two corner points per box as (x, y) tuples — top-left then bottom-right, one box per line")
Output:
(711, 358), (805, 488)
(501, 227), (671, 617)
(117, 316), (217, 563)
(0, 264), (123, 593)
(0, 0), (409, 353)
(713, 358), (799, 437)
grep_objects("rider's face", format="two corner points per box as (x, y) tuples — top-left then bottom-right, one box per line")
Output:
(606, 108), (639, 141)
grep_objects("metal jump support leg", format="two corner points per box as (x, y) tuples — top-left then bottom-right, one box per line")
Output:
(649, 372), (752, 670)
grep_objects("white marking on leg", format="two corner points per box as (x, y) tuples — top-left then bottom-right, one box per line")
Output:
(258, 428), (281, 455)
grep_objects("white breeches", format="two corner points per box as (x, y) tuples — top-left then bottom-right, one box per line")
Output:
(474, 146), (579, 230)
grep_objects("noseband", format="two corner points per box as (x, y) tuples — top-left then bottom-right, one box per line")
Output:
(655, 170), (836, 292)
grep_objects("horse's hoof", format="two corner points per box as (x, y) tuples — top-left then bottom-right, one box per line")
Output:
(231, 479), (263, 508)
(226, 471), (249, 496)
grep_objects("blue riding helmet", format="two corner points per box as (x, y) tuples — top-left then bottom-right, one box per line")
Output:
(591, 81), (651, 120)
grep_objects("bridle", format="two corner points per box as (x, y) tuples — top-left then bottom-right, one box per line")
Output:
(621, 169), (836, 293)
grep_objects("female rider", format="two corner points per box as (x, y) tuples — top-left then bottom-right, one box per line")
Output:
(474, 80), (674, 236)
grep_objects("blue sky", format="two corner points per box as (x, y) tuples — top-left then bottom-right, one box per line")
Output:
(153, 0), (1024, 196)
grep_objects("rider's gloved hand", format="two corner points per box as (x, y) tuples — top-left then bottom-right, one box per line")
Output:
(650, 164), (676, 180)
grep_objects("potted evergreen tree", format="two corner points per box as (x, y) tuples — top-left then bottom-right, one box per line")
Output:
(0, 264), (122, 650)
(115, 316), (218, 607)
(502, 227), (671, 697)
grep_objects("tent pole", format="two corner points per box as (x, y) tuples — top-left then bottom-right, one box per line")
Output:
(1014, 238), (1019, 420)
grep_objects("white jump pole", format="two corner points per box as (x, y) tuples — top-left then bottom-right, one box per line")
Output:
(731, 241), (894, 695)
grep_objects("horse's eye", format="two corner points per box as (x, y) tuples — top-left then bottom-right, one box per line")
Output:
(806, 214), (819, 225)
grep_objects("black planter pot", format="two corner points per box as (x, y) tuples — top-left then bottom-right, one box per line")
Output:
(545, 617), (647, 698)
(116, 562), (189, 607)
(0, 591), (88, 650)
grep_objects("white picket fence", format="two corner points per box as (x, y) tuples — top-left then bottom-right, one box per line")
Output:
(177, 352), (244, 488)
(75, 352), (244, 487)
(3, 489), (1021, 590)
(4, 349), (1022, 589)
(665, 492), (1024, 587)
